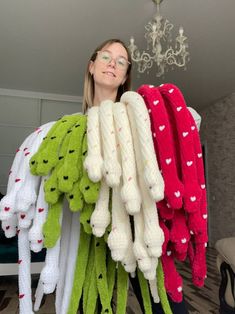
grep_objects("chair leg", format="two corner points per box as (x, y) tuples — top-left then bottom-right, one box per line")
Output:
(219, 262), (235, 314)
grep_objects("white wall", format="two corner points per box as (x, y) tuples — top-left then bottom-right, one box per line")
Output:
(0, 89), (82, 194)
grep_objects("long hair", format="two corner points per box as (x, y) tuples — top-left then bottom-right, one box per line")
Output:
(82, 39), (132, 113)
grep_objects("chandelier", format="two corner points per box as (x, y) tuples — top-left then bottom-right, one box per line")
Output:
(128, 0), (190, 77)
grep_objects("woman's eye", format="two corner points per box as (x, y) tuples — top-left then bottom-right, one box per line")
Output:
(101, 53), (111, 61)
(117, 58), (126, 66)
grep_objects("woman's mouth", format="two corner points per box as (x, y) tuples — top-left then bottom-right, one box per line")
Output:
(103, 71), (116, 77)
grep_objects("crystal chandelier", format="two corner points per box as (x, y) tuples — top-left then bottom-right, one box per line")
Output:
(128, 0), (190, 77)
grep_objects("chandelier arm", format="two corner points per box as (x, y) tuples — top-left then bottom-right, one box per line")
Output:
(164, 47), (189, 67)
(162, 20), (173, 39)
(132, 51), (155, 73)
(131, 51), (155, 63)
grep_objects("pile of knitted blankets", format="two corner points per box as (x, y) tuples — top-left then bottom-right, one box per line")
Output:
(0, 83), (208, 314)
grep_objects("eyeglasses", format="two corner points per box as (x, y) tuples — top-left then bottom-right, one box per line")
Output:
(96, 50), (131, 71)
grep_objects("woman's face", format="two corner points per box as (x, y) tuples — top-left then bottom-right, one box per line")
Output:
(89, 42), (129, 92)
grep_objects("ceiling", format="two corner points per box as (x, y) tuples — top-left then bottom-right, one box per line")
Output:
(0, 0), (235, 110)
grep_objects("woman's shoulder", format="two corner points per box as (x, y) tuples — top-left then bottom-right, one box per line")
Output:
(187, 107), (201, 131)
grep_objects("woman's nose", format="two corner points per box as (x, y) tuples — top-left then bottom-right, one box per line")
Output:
(108, 58), (116, 68)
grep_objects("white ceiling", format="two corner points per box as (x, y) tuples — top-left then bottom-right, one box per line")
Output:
(0, 0), (235, 110)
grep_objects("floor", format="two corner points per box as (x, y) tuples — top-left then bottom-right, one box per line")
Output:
(0, 247), (220, 314)
(177, 247), (220, 314)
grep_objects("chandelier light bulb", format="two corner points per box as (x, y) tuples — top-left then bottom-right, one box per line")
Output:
(130, 36), (135, 44)
(179, 26), (184, 35)
(128, 0), (190, 77)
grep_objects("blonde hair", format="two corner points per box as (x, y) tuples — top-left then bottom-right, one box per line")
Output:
(82, 39), (132, 113)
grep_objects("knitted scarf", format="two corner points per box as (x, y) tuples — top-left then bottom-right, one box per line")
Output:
(137, 83), (208, 301)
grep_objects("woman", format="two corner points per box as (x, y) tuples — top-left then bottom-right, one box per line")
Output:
(82, 38), (132, 113)
(81, 38), (189, 314)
